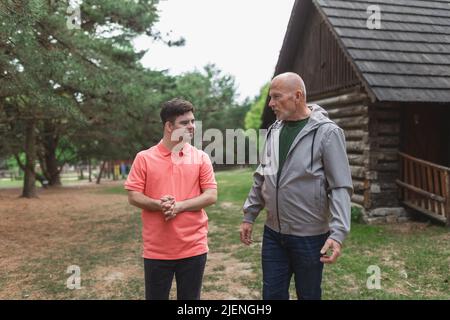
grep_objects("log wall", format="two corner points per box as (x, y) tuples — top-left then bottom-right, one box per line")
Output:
(311, 90), (404, 219)
(367, 103), (402, 209)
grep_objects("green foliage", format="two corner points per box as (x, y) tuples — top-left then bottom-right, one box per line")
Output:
(351, 206), (363, 223)
(0, 0), (177, 189)
(245, 83), (269, 130)
(6, 155), (23, 170)
(173, 64), (246, 130)
(0, 1), (249, 192)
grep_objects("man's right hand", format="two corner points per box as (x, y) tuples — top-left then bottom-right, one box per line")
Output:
(240, 222), (253, 246)
(160, 195), (175, 221)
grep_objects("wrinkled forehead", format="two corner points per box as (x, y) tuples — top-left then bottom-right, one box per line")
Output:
(269, 79), (289, 94)
(271, 76), (304, 94)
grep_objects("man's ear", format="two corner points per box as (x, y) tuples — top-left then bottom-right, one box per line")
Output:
(164, 121), (173, 133)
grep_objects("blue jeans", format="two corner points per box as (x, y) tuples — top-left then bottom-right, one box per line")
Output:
(262, 225), (328, 300)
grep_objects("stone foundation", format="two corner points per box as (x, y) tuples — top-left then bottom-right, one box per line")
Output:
(360, 207), (410, 224)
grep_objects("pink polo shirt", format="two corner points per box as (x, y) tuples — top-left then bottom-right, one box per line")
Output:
(124, 141), (217, 260)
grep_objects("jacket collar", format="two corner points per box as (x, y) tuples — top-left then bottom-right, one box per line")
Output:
(270, 104), (334, 173)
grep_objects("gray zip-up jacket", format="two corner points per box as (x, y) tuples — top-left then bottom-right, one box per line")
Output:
(243, 104), (353, 244)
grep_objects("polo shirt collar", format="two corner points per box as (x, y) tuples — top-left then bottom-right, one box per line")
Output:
(157, 140), (192, 158)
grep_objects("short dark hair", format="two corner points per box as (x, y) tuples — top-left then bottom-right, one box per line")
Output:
(160, 98), (194, 125)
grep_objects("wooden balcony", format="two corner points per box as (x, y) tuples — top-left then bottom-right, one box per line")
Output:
(397, 152), (450, 226)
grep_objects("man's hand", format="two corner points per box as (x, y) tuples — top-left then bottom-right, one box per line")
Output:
(240, 222), (253, 246)
(160, 195), (176, 221)
(320, 238), (341, 264)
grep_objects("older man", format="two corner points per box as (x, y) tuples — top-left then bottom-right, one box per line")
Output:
(240, 72), (353, 300)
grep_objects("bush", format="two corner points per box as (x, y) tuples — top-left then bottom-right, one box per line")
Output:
(351, 206), (363, 223)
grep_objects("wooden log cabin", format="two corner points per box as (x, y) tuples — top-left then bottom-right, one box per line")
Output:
(262, 0), (450, 225)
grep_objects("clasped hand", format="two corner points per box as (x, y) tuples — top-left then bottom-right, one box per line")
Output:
(160, 195), (178, 221)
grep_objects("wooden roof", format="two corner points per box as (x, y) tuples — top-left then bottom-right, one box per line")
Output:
(276, 0), (450, 102)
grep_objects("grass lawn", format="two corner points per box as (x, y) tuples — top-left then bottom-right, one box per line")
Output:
(1, 168), (449, 299)
(0, 179), (24, 188)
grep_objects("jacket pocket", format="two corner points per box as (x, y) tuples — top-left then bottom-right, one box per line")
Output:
(279, 176), (321, 224)
(261, 181), (276, 221)
(314, 177), (321, 215)
(316, 177), (328, 215)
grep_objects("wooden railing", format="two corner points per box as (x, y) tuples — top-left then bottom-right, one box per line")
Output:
(397, 152), (450, 225)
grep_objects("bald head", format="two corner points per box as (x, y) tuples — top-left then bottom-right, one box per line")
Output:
(268, 72), (310, 121)
(271, 72), (306, 100)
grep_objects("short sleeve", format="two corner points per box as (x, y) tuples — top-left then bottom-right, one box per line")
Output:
(124, 153), (147, 193)
(199, 152), (217, 190)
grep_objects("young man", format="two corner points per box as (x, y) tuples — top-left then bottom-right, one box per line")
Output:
(240, 72), (353, 300)
(125, 98), (217, 300)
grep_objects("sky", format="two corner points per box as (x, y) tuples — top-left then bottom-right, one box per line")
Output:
(134, 0), (296, 102)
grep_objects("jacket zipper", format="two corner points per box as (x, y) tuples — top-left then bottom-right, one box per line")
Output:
(276, 181), (281, 232)
(274, 125), (323, 234)
(267, 122), (282, 233)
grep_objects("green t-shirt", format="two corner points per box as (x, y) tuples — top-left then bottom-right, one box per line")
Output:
(278, 118), (309, 180)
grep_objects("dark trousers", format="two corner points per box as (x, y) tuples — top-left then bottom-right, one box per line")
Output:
(262, 225), (328, 300)
(144, 253), (207, 300)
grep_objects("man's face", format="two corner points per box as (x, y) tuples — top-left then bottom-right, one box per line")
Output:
(268, 81), (297, 121)
(168, 111), (195, 142)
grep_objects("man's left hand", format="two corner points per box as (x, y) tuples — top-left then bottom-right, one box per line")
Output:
(161, 195), (176, 221)
(320, 238), (341, 264)
(161, 197), (184, 221)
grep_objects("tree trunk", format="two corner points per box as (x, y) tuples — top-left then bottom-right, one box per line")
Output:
(112, 161), (117, 181)
(15, 154), (46, 188)
(88, 159), (92, 182)
(42, 121), (62, 186)
(45, 152), (62, 186)
(22, 119), (37, 198)
(79, 166), (84, 180)
(106, 161), (111, 179)
(96, 161), (106, 184)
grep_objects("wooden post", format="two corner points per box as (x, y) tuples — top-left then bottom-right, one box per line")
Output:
(426, 166), (434, 213)
(433, 169), (441, 215)
(445, 171), (450, 227)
